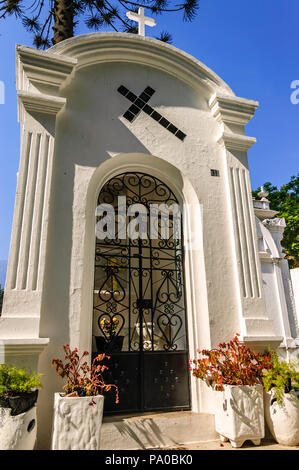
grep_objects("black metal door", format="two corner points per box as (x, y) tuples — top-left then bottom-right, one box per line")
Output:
(93, 172), (190, 413)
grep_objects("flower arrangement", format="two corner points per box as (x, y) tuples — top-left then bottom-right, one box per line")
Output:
(52, 345), (119, 404)
(262, 349), (299, 405)
(100, 316), (120, 339)
(190, 334), (273, 390)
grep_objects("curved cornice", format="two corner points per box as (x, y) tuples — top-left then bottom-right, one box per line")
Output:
(48, 32), (235, 96)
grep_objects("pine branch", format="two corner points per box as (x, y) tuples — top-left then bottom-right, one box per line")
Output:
(0, 0), (200, 47)
(33, 8), (52, 48)
(85, 13), (104, 29)
(118, 0), (184, 13)
(122, 21), (137, 33)
(22, 15), (40, 32)
(89, 1), (119, 31)
(103, 0), (129, 28)
(181, 0), (199, 21)
(1, 0), (23, 17)
(156, 30), (172, 43)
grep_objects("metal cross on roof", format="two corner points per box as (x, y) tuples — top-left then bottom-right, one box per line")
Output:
(126, 7), (156, 37)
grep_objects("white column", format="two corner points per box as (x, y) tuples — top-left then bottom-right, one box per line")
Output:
(263, 218), (299, 350)
(290, 268), (299, 338)
(1, 96), (66, 337)
(209, 94), (279, 350)
(0, 46), (77, 369)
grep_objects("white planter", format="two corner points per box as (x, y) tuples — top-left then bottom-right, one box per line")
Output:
(215, 384), (264, 448)
(264, 390), (299, 446)
(0, 406), (37, 450)
(51, 393), (104, 450)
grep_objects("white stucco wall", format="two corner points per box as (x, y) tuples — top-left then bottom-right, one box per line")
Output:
(35, 60), (240, 445)
(291, 268), (299, 334)
(261, 262), (283, 335)
(254, 212), (299, 362)
(0, 33), (282, 448)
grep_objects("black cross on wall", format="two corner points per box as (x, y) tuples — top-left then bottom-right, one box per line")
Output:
(117, 85), (187, 141)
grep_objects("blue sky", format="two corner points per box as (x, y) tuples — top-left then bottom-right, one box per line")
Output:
(0, 0), (298, 261)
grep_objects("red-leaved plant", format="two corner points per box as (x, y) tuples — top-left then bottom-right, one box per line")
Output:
(190, 334), (273, 391)
(52, 345), (119, 405)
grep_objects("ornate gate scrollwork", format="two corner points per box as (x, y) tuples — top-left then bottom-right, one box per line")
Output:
(92, 172), (190, 412)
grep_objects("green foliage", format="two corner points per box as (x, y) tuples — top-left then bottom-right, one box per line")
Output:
(0, 364), (43, 397)
(262, 350), (299, 406)
(0, 0), (200, 48)
(252, 174), (299, 268)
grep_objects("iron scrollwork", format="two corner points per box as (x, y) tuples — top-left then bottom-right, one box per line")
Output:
(93, 172), (187, 353)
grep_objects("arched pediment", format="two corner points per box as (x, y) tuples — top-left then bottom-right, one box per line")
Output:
(49, 32), (235, 97)
(16, 33), (258, 129)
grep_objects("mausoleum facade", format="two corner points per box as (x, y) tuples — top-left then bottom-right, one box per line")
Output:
(1, 32), (298, 449)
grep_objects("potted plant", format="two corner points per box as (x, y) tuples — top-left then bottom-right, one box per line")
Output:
(51, 344), (119, 450)
(96, 316), (124, 353)
(190, 334), (273, 448)
(0, 364), (42, 450)
(262, 349), (299, 446)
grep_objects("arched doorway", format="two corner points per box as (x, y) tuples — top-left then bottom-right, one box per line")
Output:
(92, 172), (191, 413)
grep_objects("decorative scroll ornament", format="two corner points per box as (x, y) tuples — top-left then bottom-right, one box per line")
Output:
(93, 171), (187, 353)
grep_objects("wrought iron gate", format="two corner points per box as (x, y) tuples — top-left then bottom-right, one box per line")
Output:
(93, 172), (190, 413)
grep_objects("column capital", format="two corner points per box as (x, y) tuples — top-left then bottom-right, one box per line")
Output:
(240, 336), (283, 353)
(16, 45), (77, 94)
(16, 44), (77, 120)
(217, 132), (256, 151)
(18, 91), (66, 117)
(210, 93), (258, 153)
(209, 93), (259, 125)
(0, 338), (49, 355)
(0, 338), (49, 373)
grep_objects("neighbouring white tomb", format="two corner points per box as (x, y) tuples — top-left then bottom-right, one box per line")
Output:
(1, 30), (298, 449)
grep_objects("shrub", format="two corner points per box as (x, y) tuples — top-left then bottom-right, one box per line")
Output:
(51, 344), (119, 404)
(262, 349), (299, 405)
(0, 364), (42, 396)
(190, 334), (273, 390)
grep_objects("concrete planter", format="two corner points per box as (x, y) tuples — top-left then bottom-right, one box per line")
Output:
(51, 393), (104, 450)
(0, 405), (37, 450)
(215, 384), (264, 448)
(264, 390), (299, 446)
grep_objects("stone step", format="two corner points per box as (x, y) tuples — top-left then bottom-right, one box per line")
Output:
(100, 411), (217, 450)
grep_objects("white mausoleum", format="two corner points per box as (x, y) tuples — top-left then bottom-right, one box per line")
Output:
(1, 31), (298, 450)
